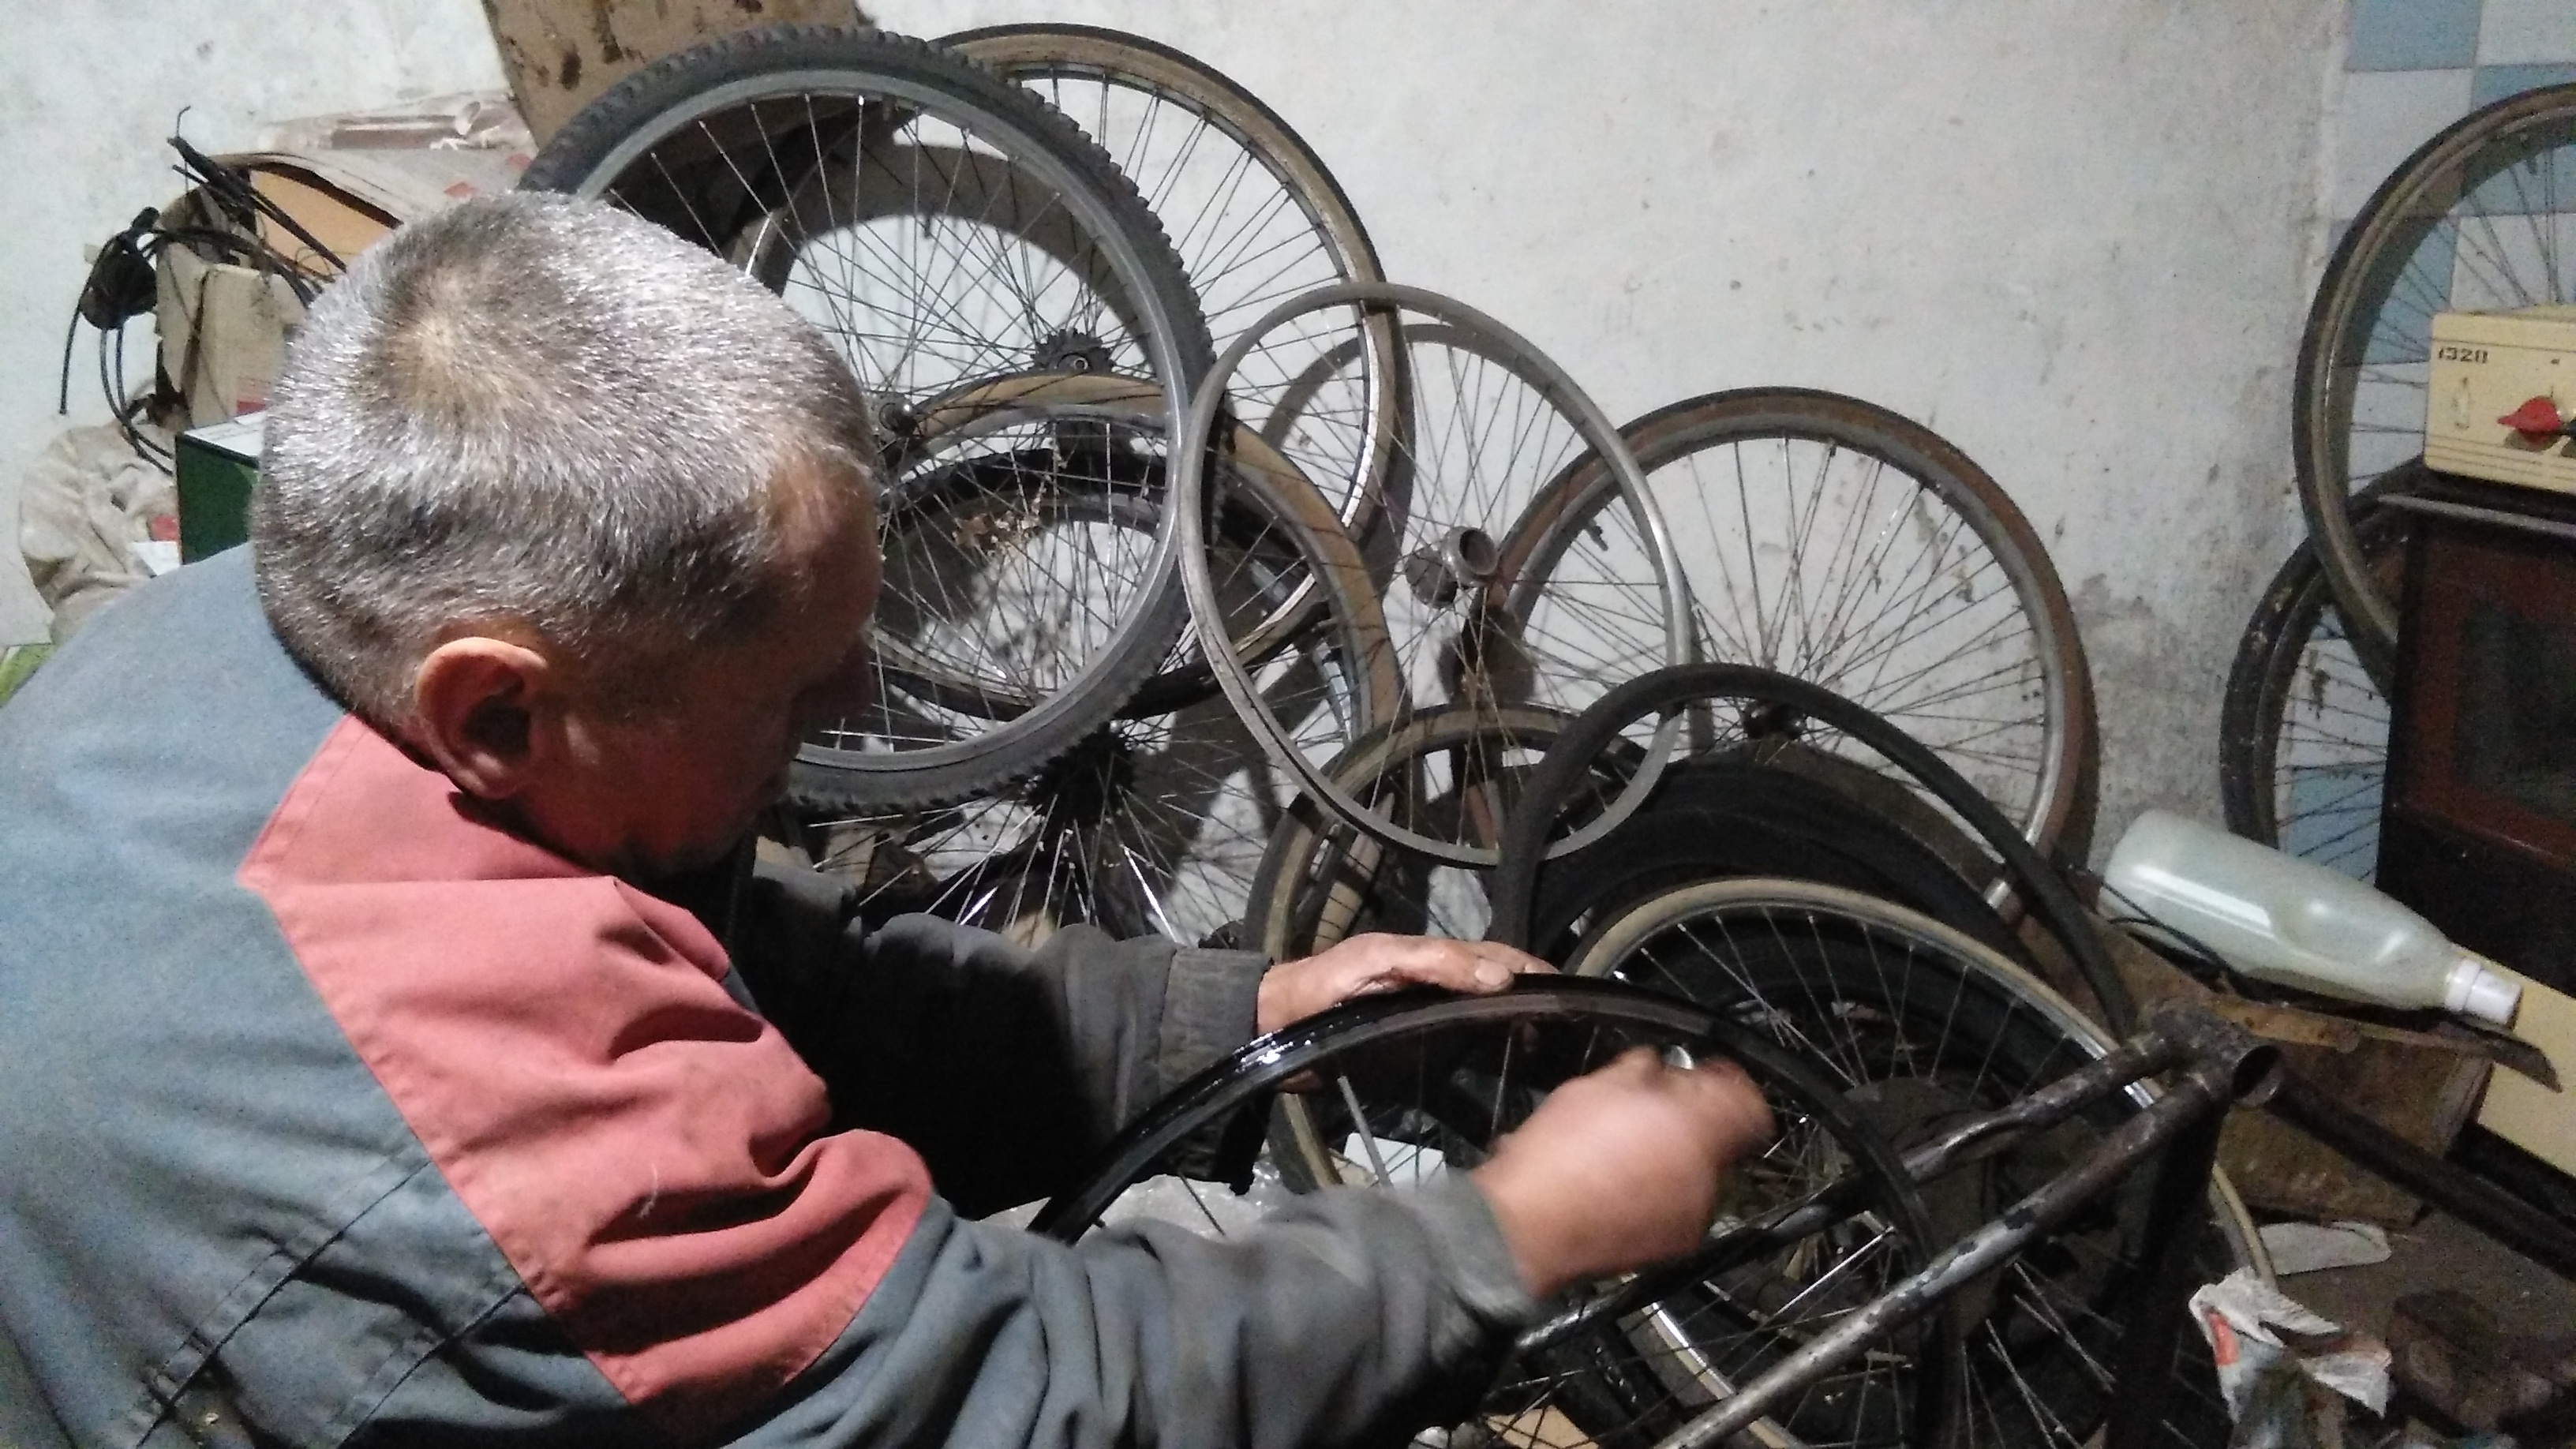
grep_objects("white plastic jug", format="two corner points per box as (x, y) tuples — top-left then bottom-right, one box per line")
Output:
(2102, 810), (2522, 1025)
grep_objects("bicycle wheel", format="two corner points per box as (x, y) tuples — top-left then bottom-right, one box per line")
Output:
(1241, 704), (1587, 962)
(939, 23), (1396, 491)
(1497, 388), (2092, 859)
(786, 420), (1396, 945)
(2218, 487), (2408, 883)
(1489, 663), (2137, 1033)
(1032, 979), (1960, 1449)
(1174, 283), (1690, 868)
(523, 24), (1215, 807)
(1564, 878), (2267, 1449)
(787, 379), (1375, 811)
(2293, 81), (2576, 654)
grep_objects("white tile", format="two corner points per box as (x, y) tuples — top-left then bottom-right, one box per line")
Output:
(2331, 68), (2478, 219)
(2480, 0), (2576, 66)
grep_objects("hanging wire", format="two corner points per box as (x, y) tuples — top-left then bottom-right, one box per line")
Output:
(54, 136), (340, 474)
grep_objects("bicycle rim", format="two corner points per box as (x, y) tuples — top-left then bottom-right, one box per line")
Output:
(525, 26), (1215, 806)
(1175, 282), (1690, 867)
(2293, 81), (2576, 653)
(1035, 979), (1960, 1448)
(2218, 497), (2403, 883)
(1499, 388), (2090, 860)
(1567, 878), (2264, 1449)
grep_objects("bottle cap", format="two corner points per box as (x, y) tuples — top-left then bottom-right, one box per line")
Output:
(2445, 955), (2522, 1026)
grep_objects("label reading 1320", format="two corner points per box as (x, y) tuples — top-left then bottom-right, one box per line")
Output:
(2436, 345), (2491, 364)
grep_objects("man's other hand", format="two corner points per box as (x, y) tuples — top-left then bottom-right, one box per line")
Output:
(1255, 933), (1552, 1035)
(1470, 1048), (1776, 1297)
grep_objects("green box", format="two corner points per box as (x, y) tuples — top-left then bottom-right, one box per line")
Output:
(175, 414), (264, 563)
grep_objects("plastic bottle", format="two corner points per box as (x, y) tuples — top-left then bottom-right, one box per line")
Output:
(2102, 810), (2523, 1025)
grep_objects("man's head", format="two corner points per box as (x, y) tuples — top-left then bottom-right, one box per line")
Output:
(256, 193), (878, 879)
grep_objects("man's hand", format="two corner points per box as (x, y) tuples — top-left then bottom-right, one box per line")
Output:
(1470, 1048), (1776, 1298)
(1255, 933), (1552, 1035)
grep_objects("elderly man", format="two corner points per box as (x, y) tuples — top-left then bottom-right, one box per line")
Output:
(0, 194), (1770, 1448)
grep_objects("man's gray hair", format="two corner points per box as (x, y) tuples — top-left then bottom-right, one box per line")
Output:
(255, 192), (873, 726)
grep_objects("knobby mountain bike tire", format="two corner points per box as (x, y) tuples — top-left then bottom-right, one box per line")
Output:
(523, 24), (1215, 810)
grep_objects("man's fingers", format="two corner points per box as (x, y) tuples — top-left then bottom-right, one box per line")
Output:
(1398, 938), (1533, 992)
(1261, 934), (1567, 1035)
(1354, 935), (1556, 992)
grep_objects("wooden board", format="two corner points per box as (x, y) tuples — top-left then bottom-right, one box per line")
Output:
(2105, 923), (2496, 1227)
(479, 0), (872, 145)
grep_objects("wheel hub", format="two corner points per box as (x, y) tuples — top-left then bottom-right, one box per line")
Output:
(1022, 724), (1140, 830)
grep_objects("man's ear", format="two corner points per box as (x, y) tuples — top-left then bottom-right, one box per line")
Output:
(406, 635), (559, 802)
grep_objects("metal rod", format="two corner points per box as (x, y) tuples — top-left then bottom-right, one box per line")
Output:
(1649, 1043), (2259, 1449)
(2266, 1069), (2576, 1281)
(2379, 491), (2576, 546)
(2102, 1098), (2230, 1449)
(1516, 1028), (2182, 1357)
(1896, 1028), (2181, 1182)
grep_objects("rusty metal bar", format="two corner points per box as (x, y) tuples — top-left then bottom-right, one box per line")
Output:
(1518, 1014), (2185, 1357)
(1649, 1005), (2275, 1449)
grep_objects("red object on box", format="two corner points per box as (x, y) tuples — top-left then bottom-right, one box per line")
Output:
(2499, 396), (2563, 436)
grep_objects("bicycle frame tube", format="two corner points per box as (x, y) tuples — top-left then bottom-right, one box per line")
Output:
(1649, 1003), (2277, 1449)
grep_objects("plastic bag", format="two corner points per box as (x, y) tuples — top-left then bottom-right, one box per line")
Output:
(2192, 1267), (2391, 1449)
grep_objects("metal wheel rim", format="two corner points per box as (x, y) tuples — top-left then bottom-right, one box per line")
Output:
(1499, 390), (2087, 859)
(2295, 82), (2576, 652)
(1033, 979), (1958, 1447)
(565, 66), (1203, 777)
(1560, 876), (2270, 1443)
(1174, 280), (1690, 867)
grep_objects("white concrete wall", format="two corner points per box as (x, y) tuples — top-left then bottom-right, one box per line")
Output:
(2, 0), (2338, 844)
(0, 0), (507, 642)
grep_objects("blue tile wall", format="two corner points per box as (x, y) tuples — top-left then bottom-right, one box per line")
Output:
(2472, 62), (2576, 106)
(2349, 0), (2483, 71)
(2337, 0), (2576, 238)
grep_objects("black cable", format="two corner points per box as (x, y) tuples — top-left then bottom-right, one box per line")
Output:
(170, 135), (346, 276)
(56, 307), (79, 414)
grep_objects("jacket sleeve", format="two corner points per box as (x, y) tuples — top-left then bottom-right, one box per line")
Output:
(733, 1177), (1540, 1449)
(724, 859), (1268, 1216)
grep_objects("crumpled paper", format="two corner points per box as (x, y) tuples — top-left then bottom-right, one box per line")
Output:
(2191, 1267), (2391, 1449)
(2259, 1220), (2394, 1276)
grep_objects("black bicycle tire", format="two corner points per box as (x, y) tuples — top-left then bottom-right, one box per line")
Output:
(1497, 385), (2096, 861)
(1029, 977), (1960, 1446)
(1489, 663), (2136, 1032)
(2217, 484), (2406, 867)
(1519, 758), (2027, 970)
(1563, 879), (2255, 1447)
(522, 24), (1215, 811)
(2291, 81), (2576, 657)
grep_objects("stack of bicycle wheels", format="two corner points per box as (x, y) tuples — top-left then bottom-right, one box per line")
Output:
(521, 22), (2273, 1447)
(2228, 80), (2576, 885)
